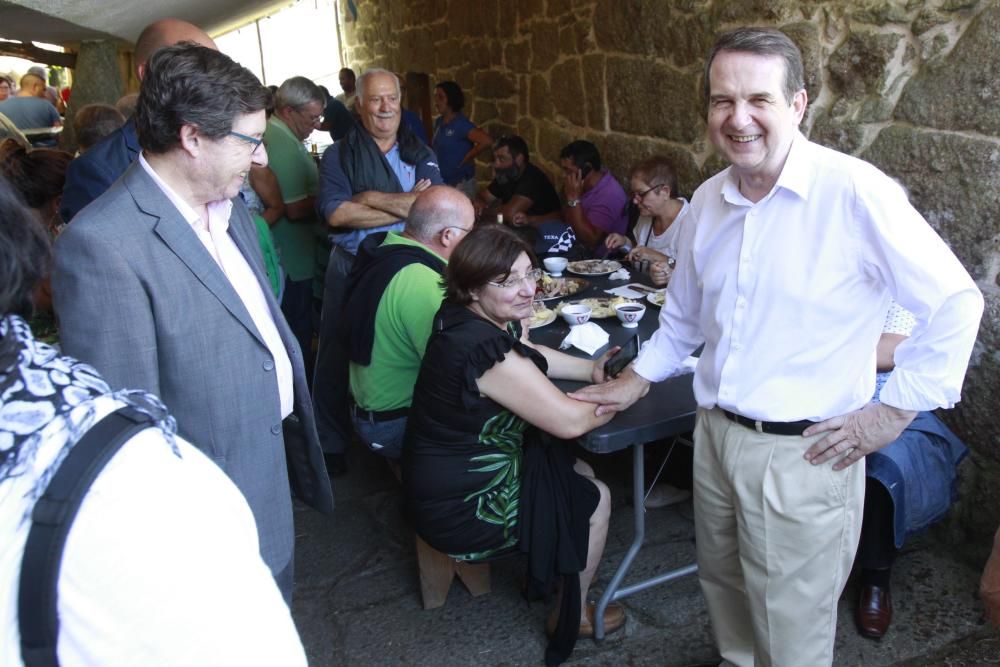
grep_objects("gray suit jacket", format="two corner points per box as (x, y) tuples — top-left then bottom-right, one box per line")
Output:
(52, 161), (334, 578)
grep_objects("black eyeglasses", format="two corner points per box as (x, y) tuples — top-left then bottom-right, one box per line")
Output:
(630, 183), (664, 202)
(228, 130), (264, 153)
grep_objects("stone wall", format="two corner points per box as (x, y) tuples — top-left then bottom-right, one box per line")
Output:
(339, 0), (1000, 549)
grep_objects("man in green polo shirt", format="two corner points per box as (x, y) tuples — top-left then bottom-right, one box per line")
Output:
(343, 186), (473, 462)
(265, 76), (325, 368)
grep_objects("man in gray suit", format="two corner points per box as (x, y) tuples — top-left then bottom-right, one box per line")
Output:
(52, 44), (333, 602)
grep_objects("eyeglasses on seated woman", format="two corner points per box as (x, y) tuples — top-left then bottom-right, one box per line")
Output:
(401, 223), (627, 664)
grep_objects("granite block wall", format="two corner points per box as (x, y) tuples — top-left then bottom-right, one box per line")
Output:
(339, 0), (1000, 551)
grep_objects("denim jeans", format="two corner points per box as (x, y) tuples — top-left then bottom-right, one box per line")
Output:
(281, 277), (314, 376)
(351, 413), (408, 460)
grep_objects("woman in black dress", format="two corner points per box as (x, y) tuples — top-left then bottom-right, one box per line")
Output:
(403, 224), (626, 663)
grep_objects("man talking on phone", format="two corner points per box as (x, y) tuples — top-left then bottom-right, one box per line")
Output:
(557, 140), (629, 258)
(569, 27), (982, 667)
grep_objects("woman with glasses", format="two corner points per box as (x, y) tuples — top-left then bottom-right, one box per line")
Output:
(605, 155), (691, 286)
(402, 224), (626, 662)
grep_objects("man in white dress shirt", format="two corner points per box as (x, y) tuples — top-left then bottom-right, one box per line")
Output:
(572, 27), (983, 666)
(52, 44), (334, 603)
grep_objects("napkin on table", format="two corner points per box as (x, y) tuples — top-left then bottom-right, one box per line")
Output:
(608, 267), (631, 281)
(605, 284), (653, 299)
(559, 321), (610, 356)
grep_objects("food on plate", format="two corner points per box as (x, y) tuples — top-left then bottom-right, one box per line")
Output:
(566, 259), (622, 275)
(528, 304), (555, 328)
(647, 290), (666, 307)
(556, 296), (635, 318)
(537, 274), (588, 300)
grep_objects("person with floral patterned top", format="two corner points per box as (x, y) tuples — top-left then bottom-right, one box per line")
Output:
(0, 177), (306, 665)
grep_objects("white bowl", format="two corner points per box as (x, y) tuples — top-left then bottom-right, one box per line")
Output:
(615, 302), (646, 328)
(543, 257), (568, 276)
(560, 304), (592, 326)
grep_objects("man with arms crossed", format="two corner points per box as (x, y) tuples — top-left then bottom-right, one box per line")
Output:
(313, 68), (442, 474)
(572, 27), (983, 666)
(52, 44), (334, 602)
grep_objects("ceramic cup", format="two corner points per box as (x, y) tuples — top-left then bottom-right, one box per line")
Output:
(543, 257), (568, 277)
(615, 302), (646, 328)
(560, 304), (592, 326)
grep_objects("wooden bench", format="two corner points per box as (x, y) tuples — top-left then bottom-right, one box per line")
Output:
(415, 535), (491, 609)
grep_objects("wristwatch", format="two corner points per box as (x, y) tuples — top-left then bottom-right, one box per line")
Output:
(566, 199), (580, 208)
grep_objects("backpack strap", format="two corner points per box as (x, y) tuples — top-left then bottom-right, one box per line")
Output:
(18, 405), (154, 667)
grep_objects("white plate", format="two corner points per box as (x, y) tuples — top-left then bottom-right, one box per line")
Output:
(556, 297), (636, 319)
(566, 260), (622, 276)
(646, 290), (666, 307)
(528, 309), (556, 329)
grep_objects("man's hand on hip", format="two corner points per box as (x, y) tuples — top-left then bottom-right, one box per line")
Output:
(802, 401), (918, 471)
(568, 367), (650, 416)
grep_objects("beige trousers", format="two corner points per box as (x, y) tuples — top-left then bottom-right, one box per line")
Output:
(693, 407), (864, 667)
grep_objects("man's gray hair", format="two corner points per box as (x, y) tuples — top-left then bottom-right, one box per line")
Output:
(276, 76), (324, 110)
(357, 68), (400, 101)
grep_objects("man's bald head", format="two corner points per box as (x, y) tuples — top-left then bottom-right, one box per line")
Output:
(406, 186), (475, 259)
(134, 18), (217, 79)
(17, 73), (46, 96)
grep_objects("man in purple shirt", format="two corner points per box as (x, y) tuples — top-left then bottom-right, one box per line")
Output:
(558, 140), (629, 258)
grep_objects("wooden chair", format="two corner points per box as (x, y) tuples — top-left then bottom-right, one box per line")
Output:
(415, 534), (491, 609)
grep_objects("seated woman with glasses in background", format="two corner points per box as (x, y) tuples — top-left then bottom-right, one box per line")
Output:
(605, 155), (691, 286)
(402, 224), (627, 663)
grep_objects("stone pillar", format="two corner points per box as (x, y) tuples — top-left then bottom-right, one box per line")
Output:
(61, 40), (125, 152)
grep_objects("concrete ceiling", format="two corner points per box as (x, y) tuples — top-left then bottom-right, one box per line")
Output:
(0, 0), (295, 47)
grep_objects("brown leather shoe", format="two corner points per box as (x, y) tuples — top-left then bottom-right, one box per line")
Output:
(546, 601), (626, 638)
(856, 584), (892, 639)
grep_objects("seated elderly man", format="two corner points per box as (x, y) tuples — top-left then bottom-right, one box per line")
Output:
(854, 302), (967, 639)
(557, 140), (628, 258)
(343, 186), (472, 463)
